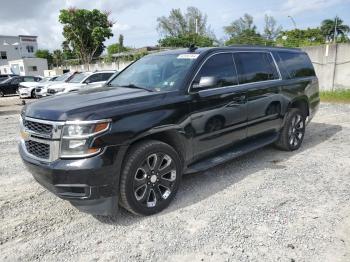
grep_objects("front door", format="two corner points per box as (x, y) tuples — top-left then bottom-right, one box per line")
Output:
(189, 53), (248, 159)
(7, 77), (21, 95)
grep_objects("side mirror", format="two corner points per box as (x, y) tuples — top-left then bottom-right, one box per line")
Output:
(192, 76), (218, 89)
(84, 79), (91, 84)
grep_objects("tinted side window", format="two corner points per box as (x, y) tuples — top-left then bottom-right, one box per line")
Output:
(85, 74), (102, 83)
(101, 73), (114, 81)
(233, 52), (279, 84)
(11, 77), (21, 84)
(194, 53), (238, 89)
(23, 77), (35, 82)
(278, 52), (315, 79)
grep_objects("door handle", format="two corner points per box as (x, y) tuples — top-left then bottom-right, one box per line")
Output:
(232, 95), (246, 102)
(229, 95), (246, 107)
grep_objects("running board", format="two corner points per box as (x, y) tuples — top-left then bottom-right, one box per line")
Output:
(185, 133), (279, 174)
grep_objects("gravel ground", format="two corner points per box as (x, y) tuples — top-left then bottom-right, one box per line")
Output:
(0, 97), (349, 262)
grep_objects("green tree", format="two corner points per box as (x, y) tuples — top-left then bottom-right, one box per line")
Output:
(224, 13), (255, 37)
(263, 15), (282, 41)
(224, 14), (266, 45)
(59, 8), (114, 64)
(107, 43), (129, 55)
(35, 49), (53, 68)
(157, 6), (216, 47)
(52, 49), (64, 67)
(61, 40), (77, 60)
(321, 16), (350, 42)
(159, 33), (215, 47)
(276, 28), (325, 47)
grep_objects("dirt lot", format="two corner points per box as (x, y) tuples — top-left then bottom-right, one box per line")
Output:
(0, 96), (349, 262)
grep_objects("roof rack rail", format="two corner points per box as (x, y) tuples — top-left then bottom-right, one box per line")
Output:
(188, 44), (198, 52)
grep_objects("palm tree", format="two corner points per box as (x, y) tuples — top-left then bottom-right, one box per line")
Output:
(321, 16), (350, 42)
(52, 49), (64, 67)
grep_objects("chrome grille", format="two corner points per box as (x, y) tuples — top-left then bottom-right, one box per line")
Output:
(23, 119), (53, 135)
(25, 140), (50, 159)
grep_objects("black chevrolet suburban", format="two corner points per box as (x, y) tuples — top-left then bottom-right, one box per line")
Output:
(19, 46), (319, 216)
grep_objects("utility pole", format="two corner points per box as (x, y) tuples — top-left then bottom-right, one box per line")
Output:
(333, 16), (338, 43)
(195, 18), (198, 34)
(288, 15), (297, 29)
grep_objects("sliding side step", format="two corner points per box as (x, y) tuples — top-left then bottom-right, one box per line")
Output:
(185, 133), (279, 174)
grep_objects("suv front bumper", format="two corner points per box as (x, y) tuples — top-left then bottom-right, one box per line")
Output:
(19, 144), (127, 215)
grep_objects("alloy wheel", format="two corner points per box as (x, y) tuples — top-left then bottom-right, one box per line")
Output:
(288, 114), (304, 147)
(133, 153), (177, 208)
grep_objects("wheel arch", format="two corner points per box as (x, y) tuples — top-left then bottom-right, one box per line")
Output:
(125, 128), (188, 168)
(288, 96), (310, 117)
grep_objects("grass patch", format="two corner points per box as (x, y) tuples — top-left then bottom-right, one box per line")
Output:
(320, 89), (350, 103)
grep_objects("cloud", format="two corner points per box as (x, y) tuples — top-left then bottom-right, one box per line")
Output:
(0, 0), (348, 50)
(0, 0), (154, 50)
(280, 0), (345, 15)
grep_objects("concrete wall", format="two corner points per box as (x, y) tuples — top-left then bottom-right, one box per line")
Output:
(302, 43), (350, 90)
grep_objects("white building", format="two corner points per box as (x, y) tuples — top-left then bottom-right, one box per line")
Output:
(0, 35), (47, 76)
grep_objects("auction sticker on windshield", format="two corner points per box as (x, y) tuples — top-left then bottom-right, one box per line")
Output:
(177, 54), (200, 59)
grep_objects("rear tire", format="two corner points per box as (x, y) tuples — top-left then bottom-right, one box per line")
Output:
(119, 140), (182, 216)
(31, 89), (36, 98)
(275, 108), (306, 151)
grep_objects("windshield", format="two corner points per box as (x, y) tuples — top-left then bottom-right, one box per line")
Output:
(68, 73), (90, 83)
(54, 73), (71, 82)
(39, 78), (49, 83)
(108, 54), (197, 92)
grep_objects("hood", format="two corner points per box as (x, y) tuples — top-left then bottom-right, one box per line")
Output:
(37, 81), (63, 89)
(47, 82), (78, 90)
(24, 86), (166, 121)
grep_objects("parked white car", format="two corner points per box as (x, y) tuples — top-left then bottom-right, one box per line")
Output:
(18, 76), (57, 98)
(35, 72), (76, 98)
(46, 71), (116, 96)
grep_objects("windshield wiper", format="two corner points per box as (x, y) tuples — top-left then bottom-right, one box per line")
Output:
(120, 84), (154, 92)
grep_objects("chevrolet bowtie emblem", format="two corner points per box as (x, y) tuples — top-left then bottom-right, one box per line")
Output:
(20, 130), (29, 140)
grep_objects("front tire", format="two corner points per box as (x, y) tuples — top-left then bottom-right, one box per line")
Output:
(275, 108), (306, 151)
(31, 89), (36, 98)
(119, 140), (182, 215)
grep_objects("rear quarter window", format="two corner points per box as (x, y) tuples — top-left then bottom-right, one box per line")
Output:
(278, 52), (315, 79)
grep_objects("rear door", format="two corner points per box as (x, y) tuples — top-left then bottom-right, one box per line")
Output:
(233, 51), (283, 137)
(189, 52), (248, 158)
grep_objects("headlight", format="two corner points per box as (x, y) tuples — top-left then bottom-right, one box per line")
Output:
(60, 120), (111, 158)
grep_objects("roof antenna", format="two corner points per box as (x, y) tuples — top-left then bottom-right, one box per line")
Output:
(188, 44), (197, 52)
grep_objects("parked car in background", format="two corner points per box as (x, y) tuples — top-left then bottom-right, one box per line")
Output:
(0, 76), (41, 97)
(0, 74), (18, 83)
(35, 72), (77, 98)
(18, 76), (58, 98)
(19, 46), (319, 217)
(46, 70), (116, 96)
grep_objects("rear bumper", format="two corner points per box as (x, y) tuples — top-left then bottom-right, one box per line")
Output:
(19, 144), (127, 215)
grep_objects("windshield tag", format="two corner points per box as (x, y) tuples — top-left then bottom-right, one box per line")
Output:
(177, 54), (199, 59)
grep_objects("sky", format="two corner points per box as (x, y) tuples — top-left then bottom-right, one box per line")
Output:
(0, 0), (349, 50)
